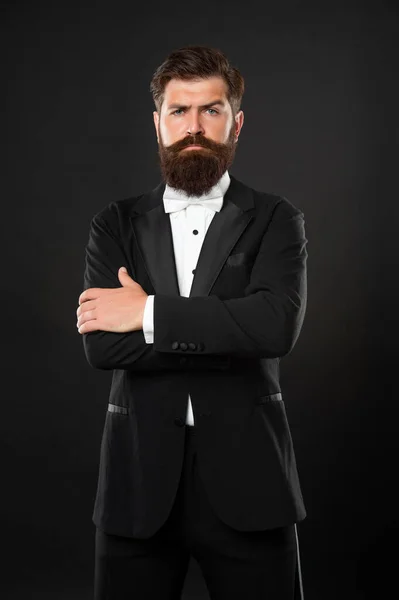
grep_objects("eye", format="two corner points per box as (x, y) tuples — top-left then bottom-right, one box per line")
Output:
(172, 109), (185, 115)
(206, 108), (219, 115)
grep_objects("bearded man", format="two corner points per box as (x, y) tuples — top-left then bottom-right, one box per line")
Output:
(77, 45), (308, 600)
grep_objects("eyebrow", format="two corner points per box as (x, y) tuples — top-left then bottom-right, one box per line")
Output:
(167, 99), (226, 110)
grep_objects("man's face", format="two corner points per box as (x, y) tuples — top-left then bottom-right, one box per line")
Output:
(153, 76), (244, 196)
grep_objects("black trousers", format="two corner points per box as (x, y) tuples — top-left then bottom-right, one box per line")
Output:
(94, 425), (304, 599)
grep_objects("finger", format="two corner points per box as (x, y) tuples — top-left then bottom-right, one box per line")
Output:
(79, 288), (103, 305)
(78, 320), (100, 334)
(118, 267), (133, 286)
(76, 299), (96, 317)
(77, 309), (96, 328)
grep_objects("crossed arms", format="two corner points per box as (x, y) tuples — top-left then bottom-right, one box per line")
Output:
(77, 200), (307, 371)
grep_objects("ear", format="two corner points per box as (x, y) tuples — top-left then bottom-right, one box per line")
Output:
(153, 111), (160, 143)
(234, 110), (244, 141)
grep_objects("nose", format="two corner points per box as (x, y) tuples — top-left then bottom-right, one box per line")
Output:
(187, 112), (205, 136)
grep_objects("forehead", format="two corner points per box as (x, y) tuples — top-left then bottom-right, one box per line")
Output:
(163, 76), (229, 106)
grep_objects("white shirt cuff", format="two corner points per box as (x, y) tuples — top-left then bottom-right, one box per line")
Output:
(142, 295), (155, 344)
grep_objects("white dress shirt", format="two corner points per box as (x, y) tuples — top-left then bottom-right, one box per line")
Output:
(142, 170), (231, 425)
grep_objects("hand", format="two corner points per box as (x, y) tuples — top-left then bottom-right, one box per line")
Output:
(76, 267), (148, 334)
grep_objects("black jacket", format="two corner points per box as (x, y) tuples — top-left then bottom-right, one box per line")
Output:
(82, 174), (308, 539)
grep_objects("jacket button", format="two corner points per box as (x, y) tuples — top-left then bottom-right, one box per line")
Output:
(172, 341), (179, 350)
(174, 417), (185, 427)
(188, 342), (196, 351)
(179, 342), (188, 351)
(197, 342), (204, 351)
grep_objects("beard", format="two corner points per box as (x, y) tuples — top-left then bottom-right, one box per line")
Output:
(157, 124), (237, 197)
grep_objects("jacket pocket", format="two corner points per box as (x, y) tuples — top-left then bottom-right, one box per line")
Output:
(226, 252), (249, 267)
(255, 393), (283, 405)
(107, 403), (129, 415)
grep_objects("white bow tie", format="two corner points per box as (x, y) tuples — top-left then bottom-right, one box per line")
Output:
(163, 192), (223, 214)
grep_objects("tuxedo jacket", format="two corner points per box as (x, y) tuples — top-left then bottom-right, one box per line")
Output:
(82, 174), (308, 539)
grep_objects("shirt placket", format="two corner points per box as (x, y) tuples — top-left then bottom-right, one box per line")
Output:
(185, 205), (204, 296)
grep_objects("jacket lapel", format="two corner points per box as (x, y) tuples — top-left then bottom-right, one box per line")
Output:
(130, 174), (254, 297)
(131, 188), (180, 297)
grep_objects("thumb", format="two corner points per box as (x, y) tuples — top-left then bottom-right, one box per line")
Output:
(118, 266), (134, 286)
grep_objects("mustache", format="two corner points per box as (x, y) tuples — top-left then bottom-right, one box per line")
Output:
(166, 135), (222, 153)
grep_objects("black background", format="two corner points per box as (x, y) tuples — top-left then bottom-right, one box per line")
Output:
(2, 1), (398, 598)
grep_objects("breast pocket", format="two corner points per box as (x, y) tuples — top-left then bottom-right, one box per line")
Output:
(216, 253), (254, 299)
(226, 252), (251, 267)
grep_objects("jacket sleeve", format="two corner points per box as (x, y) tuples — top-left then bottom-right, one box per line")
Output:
(80, 208), (230, 371)
(153, 200), (308, 358)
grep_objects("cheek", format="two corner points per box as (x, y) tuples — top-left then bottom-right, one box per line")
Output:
(160, 119), (185, 145)
(211, 119), (232, 143)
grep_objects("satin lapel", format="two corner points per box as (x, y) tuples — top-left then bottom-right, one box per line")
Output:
(190, 200), (253, 297)
(130, 174), (254, 298)
(131, 204), (180, 297)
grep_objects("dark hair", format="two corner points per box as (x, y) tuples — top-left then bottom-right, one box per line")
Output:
(150, 45), (244, 116)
